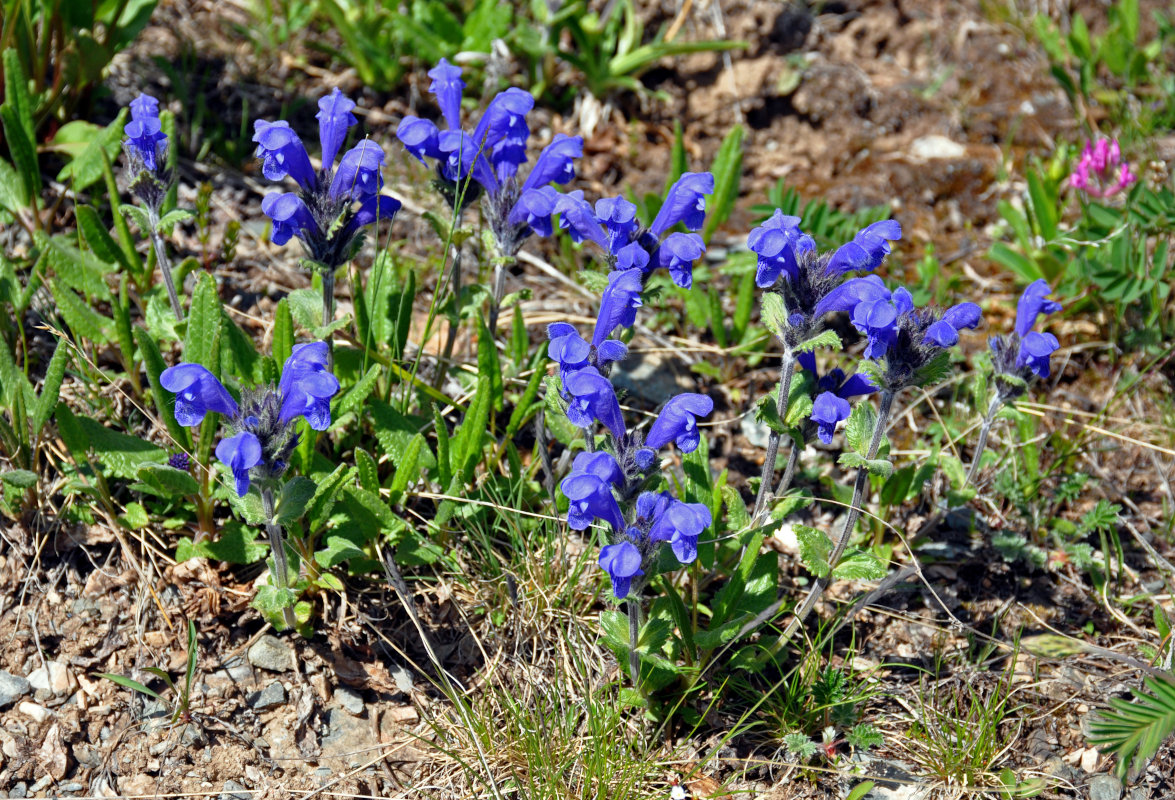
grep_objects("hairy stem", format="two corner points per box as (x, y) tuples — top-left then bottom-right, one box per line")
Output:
(964, 395), (1004, 488)
(147, 215), (183, 321)
(775, 442), (802, 499)
(261, 487), (297, 630)
(626, 598), (641, 689)
(752, 353), (796, 524)
(435, 248), (463, 390)
(322, 270), (336, 369)
(487, 259), (508, 336)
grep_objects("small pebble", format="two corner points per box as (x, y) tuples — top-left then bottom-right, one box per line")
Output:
(336, 686), (364, 716)
(0, 671), (30, 708)
(247, 636), (294, 672)
(221, 779), (250, 800)
(10, 782), (27, 798)
(59, 783), (84, 793)
(1089, 774), (1123, 800)
(249, 682), (287, 711)
(18, 701), (49, 723)
(27, 662), (73, 695)
(28, 776), (50, 794)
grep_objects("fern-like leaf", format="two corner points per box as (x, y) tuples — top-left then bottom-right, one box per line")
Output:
(1087, 673), (1175, 778)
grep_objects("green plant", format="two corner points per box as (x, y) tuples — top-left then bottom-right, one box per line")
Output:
(98, 619), (201, 727)
(1089, 672), (1175, 778)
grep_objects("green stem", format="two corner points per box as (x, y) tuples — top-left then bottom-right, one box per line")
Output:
(147, 211), (183, 321)
(261, 487), (297, 630)
(964, 395), (1003, 488)
(775, 442), (802, 499)
(626, 598), (641, 689)
(752, 353), (795, 524)
(322, 269), (335, 369)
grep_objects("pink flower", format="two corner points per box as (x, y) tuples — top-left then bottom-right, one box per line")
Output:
(1068, 136), (1136, 198)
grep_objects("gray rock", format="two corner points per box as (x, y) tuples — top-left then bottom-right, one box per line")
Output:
(335, 686), (364, 715)
(249, 682), (287, 711)
(321, 708), (373, 767)
(1089, 774), (1123, 800)
(9, 782), (26, 798)
(59, 783), (84, 793)
(0, 671), (30, 708)
(248, 636), (293, 672)
(390, 663), (414, 693)
(27, 776), (50, 794)
(610, 352), (691, 405)
(221, 779), (250, 800)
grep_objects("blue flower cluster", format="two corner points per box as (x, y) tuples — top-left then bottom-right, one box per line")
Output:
(122, 93), (170, 210)
(546, 178), (717, 599)
(396, 59), (584, 258)
(254, 89), (401, 271)
(160, 343), (340, 497)
(990, 279), (1062, 397)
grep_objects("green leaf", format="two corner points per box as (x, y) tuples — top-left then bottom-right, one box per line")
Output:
(275, 476), (316, 526)
(1, 470), (37, 488)
(794, 329), (843, 353)
(272, 298), (294, 369)
(703, 124), (743, 242)
(336, 364), (381, 420)
(477, 315), (504, 412)
(50, 282), (110, 344)
(1088, 673), (1175, 779)
(32, 341), (70, 437)
(307, 464), (352, 531)
(76, 205), (131, 274)
(185, 274), (222, 371)
(833, 548), (887, 580)
(795, 524), (832, 579)
(156, 208), (194, 235)
(913, 349), (954, 389)
(355, 448), (379, 493)
(504, 363), (544, 441)
(452, 376), (491, 484)
(136, 326), (191, 448)
(75, 416), (166, 479)
(136, 463), (199, 497)
(433, 404), (453, 486)
(120, 203), (152, 233)
(0, 156), (28, 212)
(667, 120), (687, 188)
(40, 233), (112, 300)
(388, 433), (425, 505)
(52, 116), (126, 193)
(95, 673), (162, 701)
(844, 401), (877, 457)
(760, 292), (788, 340)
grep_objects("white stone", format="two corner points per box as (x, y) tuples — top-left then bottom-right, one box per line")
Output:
(18, 701), (50, 723)
(909, 135), (966, 161)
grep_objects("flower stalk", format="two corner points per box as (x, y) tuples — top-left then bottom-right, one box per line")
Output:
(147, 209), (183, 321)
(964, 394), (1003, 488)
(752, 353), (795, 523)
(261, 487), (297, 630)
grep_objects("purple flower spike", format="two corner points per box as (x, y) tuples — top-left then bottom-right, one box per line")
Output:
(160, 363), (238, 427)
(599, 541), (643, 599)
(344, 194), (401, 238)
(826, 219), (902, 274)
(1017, 331), (1060, 378)
(748, 210), (815, 288)
(129, 94), (160, 122)
(123, 94), (167, 173)
(278, 342), (340, 430)
(594, 268), (643, 345)
(650, 172), (715, 237)
(570, 450), (624, 487)
(595, 196), (639, 254)
(1015, 280), (1062, 337)
(650, 500), (711, 564)
(924, 302), (983, 348)
(811, 391), (852, 445)
(616, 243), (650, 272)
(397, 116), (443, 163)
(428, 58), (466, 130)
(562, 473), (625, 533)
(331, 140), (385, 201)
(657, 232), (705, 289)
(813, 274), (890, 317)
(472, 88), (535, 182)
(563, 367), (626, 438)
(851, 295), (900, 359)
(216, 431), (263, 497)
(252, 120), (317, 191)
(522, 134), (584, 193)
(261, 192), (318, 246)
(316, 88), (358, 171)
(645, 393), (714, 452)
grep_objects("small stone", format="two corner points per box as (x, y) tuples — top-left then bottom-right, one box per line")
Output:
(249, 682), (287, 711)
(220, 779), (250, 800)
(248, 635), (293, 672)
(27, 662), (73, 695)
(335, 686), (364, 715)
(0, 671), (30, 708)
(909, 135), (966, 161)
(739, 414), (770, 451)
(18, 701), (49, 723)
(60, 784), (84, 793)
(389, 663), (413, 693)
(28, 776), (51, 794)
(1089, 774), (1123, 800)
(9, 782), (26, 799)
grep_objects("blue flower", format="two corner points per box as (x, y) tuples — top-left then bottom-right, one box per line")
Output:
(521, 134), (583, 193)
(657, 233), (705, 288)
(923, 302), (983, 348)
(849, 283), (911, 359)
(508, 185), (560, 238)
(252, 120), (317, 191)
(330, 140), (385, 201)
(345, 195), (402, 238)
(317, 88), (358, 172)
(216, 431), (263, 497)
(650, 172), (715, 237)
(797, 352), (876, 444)
(278, 342), (341, 430)
(645, 393), (714, 452)
(811, 392), (852, 445)
(547, 321), (626, 380)
(397, 116), (443, 163)
(646, 494), (711, 564)
(825, 219), (902, 274)
(595, 268), (644, 342)
(598, 541), (643, 599)
(595, 196), (640, 255)
(555, 190), (610, 249)
(123, 93), (168, 174)
(1016, 331), (1061, 378)
(160, 363), (238, 426)
(562, 467), (624, 533)
(1015, 279), (1063, 337)
(748, 210), (815, 287)
(429, 58), (466, 130)
(563, 367), (626, 438)
(261, 193), (318, 246)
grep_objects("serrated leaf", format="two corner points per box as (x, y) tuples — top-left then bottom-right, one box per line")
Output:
(355, 448), (379, 493)
(336, 364), (381, 420)
(0, 105), (39, 201)
(760, 292), (789, 339)
(136, 463), (199, 497)
(272, 298), (294, 368)
(275, 476), (316, 526)
(388, 433), (426, 505)
(120, 203), (151, 233)
(75, 416), (166, 479)
(833, 548), (887, 580)
(136, 326), (191, 448)
(185, 274), (222, 371)
(795, 524), (832, 579)
(33, 341), (70, 437)
(844, 401), (877, 457)
(477, 315), (504, 412)
(794, 329), (843, 353)
(307, 464), (352, 531)
(1, 469), (37, 488)
(913, 349), (954, 388)
(51, 281), (110, 344)
(53, 115), (126, 193)
(76, 205), (132, 274)
(703, 124), (744, 242)
(156, 208), (194, 234)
